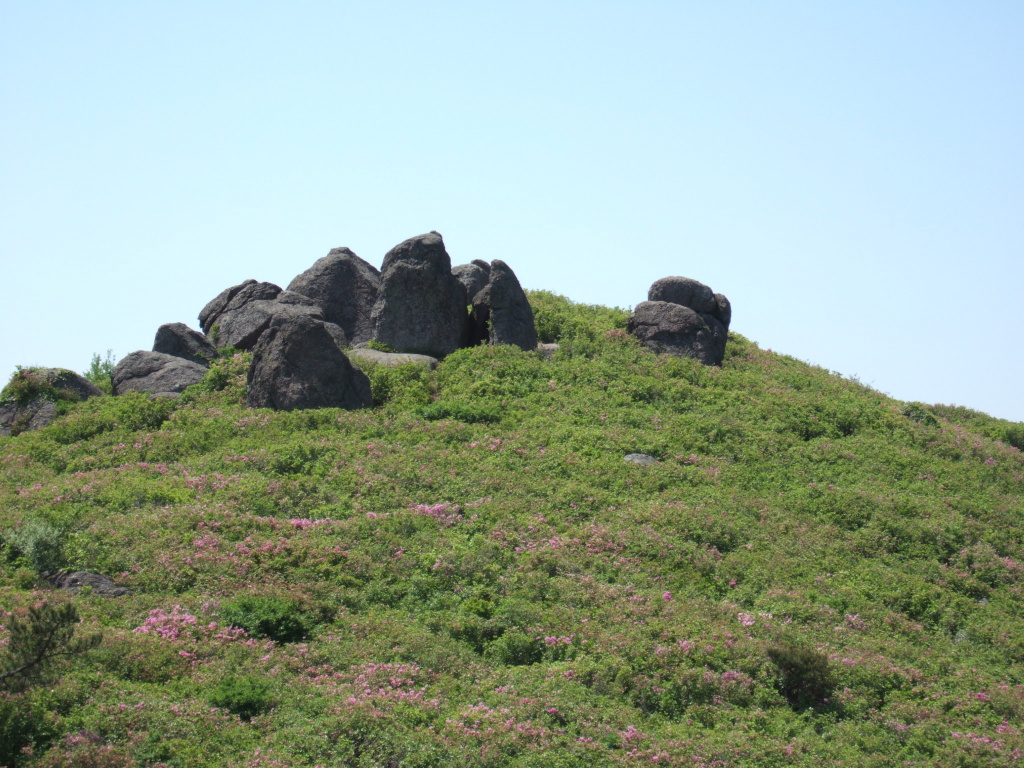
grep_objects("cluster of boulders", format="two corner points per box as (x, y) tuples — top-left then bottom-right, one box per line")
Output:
(2, 233), (735, 435)
(626, 276), (731, 366)
(109, 231), (538, 411)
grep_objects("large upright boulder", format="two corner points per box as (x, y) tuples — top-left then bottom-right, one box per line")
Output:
(627, 301), (728, 366)
(247, 315), (372, 411)
(470, 260), (537, 351)
(154, 323), (219, 366)
(286, 247), (381, 346)
(212, 291), (328, 351)
(0, 368), (104, 436)
(112, 351), (207, 397)
(370, 232), (468, 358)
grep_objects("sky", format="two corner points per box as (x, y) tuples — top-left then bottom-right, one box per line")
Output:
(2, 1), (1022, 422)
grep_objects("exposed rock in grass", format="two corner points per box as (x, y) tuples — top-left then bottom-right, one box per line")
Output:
(348, 348), (439, 369)
(47, 570), (130, 597)
(624, 453), (657, 466)
(112, 351), (207, 397)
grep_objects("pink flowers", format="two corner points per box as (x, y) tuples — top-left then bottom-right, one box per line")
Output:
(288, 518), (333, 530)
(737, 612), (756, 627)
(662, 591), (673, 601)
(413, 502), (463, 527)
(133, 606), (198, 641)
(543, 634), (574, 646)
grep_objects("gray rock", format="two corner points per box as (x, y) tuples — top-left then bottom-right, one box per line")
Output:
(537, 343), (560, 360)
(713, 293), (732, 330)
(470, 260), (538, 351)
(48, 570), (129, 597)
(648, 276), (719, 314)
(452, 260), (491, 304)
(112, 351), (207, 396)
(370, 232), (469, 358)
(199, 280), (281, 335)
(0, 400), (57, 437)
(286, 247), (382, 346)
(348, 348), (439, 370)
(627, 301), (728, 366)
(214, 291), (328, 351)
(0, 368), (104, 436)
(153, 323), (220, 366)
(247, 315), (372, 411)
(624, 453), (658, 466)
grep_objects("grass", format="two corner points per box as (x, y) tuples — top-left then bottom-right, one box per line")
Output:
(0, 290), (1022, 766)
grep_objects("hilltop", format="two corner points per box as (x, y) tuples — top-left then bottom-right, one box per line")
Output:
(1, 290), (1023, 767)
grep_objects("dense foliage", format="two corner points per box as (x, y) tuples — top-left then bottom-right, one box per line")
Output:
(1, 291), (1022, 766)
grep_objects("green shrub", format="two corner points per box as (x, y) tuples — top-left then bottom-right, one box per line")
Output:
(900, 402), (938, 426)
(526, 290), (629, 344)
(0, 691), (57, 767)
(2, 519), (66, 574)
(351, 359), (434, 408)
(219, 596), (309, 642)
(1005, 423), (1024, 451)
(209, 675), (274, 721)
(415, 400), (502, 424)
(766, 642), (835, 712)
(484, 630), (544, 666)
(82, 351), (117, 395)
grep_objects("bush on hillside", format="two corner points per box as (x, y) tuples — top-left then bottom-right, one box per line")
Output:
(82, 351), (117, 395)
(2, 519), (66, 574)
(208, 675), (275, 721)
(525, 290), (629, 344)
(766, 642), (835, 712)
(219, 596), (310, 643)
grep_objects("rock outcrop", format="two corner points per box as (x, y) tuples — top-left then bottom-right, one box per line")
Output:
(286, 247), (381, 346)
(210, 289), (329, 351)
(647, 276), (731, 331)
(112, 351), (207, 397)
(626, 276), (731, 365)
(0, 368), (104, 436)
(247, 315), (372, 411)
(199, 280), (281, 335)
(627, 300), (728, 366)
(154, 323), (220, 366)
(452, 259), (491, 304)
(370, 232), (469, 358)
(470, 259), (537, 351)
(47, 570), (130, 597)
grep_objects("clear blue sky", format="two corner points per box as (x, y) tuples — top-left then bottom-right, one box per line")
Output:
(2, 1), (1022, 421)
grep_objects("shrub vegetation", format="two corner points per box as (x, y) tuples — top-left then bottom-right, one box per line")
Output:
(0, 289), (1022, 765)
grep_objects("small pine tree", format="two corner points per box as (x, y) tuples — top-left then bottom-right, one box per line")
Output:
(0, 601), (101, 692)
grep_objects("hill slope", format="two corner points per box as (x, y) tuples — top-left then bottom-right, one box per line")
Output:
(1, 291), (1023, 767)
